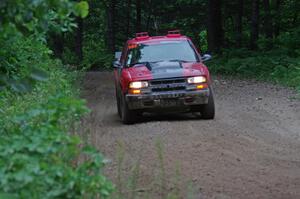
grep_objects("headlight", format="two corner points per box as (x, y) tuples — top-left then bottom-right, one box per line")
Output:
(129, 81), (149, 89)
(187, 76), (206, 84)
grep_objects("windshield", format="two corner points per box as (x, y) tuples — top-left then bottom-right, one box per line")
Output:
(126, 40), (199, 66)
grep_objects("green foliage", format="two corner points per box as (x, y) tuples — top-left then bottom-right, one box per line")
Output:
(0, 95), (113, 198)
(62, 47), (81, 67)
(61, 0), (300, 72)
(273, 27), (300, 56)
(0, 38), (114, 198)
(0, 0), (90, 91)
(0, 1), (114, 198)
(0, 0), (90, 38)
(82, 35), (114, 69)
(199, 30), (208, 53)
(0, 36), (50, 92)
(75, 1), (90, 18)
(208, 29), (300, 92)
(77, 0), (113, 69)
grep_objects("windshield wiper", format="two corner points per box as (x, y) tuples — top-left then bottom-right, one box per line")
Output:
(167, 59), (190, 63)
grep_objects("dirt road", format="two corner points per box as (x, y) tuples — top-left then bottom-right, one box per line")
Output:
(82, 72), (300, 199)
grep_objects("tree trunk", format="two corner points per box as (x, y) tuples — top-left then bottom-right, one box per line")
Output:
(126, 0), (131, 37)
(51, 33), (64, 59)
(236, 0), (243, 47)
(75, 17), (83, 63)
(292, 0), (299, 26)
(250, 0), (259, 50)
(136, 0), (142, 32)
(107, 0), (116, 53)
(274, 0), (281, 37)
(146, 0), (152, 31)
(263, 0), (273, 39)
(207, 0), (223, 53)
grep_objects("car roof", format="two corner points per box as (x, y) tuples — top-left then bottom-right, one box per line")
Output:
(127, 31), (191, 45)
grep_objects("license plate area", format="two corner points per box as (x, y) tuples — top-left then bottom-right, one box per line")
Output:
(160, 98), (182, 107)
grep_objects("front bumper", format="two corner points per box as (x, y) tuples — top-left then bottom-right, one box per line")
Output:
(126, 89), (210, 110)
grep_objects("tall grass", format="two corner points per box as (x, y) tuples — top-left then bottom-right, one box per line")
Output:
(111, 139), (197, 199)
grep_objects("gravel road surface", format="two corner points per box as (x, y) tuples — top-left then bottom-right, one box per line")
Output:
(81, 72), (300, 199)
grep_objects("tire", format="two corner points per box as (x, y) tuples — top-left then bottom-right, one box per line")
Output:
(200, 87), (215, 119)
(190, 87), (215, 119)
(120, 93), (138, 124)
(116, 89), (121, 117)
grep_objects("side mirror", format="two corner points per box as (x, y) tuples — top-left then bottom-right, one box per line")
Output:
(115, 51), (121, 60)
(113, 51), (122, 68)
(113, 60), (121, 68)
(201, 54), (212, 62)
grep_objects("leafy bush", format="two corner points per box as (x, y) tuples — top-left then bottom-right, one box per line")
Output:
(199, 30), (208, 53)
(0, 38), (114, 198)
(208, 51), (300, 91)
(208, 28), (300, 92)
(0, 0), (89, 39)
(0, 0), (90, 91)
(1, 1), (114, 198)
(82, 34), (114, 70)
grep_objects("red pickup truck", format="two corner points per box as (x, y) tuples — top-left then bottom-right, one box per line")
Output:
(113, 31), (215, 124)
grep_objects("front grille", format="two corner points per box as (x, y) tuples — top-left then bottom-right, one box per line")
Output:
(152, 86), (186, 92)
(150, 78), (186, 85)
(150, 78), (186, 92)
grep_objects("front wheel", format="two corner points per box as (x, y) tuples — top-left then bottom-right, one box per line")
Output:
(116, 88), (121, 117)
(191, 87), (215, 119)
(200, 87), (215, 119)
(120, 93), (138, 124)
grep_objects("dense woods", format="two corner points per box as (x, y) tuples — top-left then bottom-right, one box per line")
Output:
(50, 0), (299, 94)
(0, 0), (299, 198)
(54, 0), (300, 68)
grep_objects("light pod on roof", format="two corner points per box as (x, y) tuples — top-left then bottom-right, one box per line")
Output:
(167, 30), (181, 37)
(135, 32), (150, 40)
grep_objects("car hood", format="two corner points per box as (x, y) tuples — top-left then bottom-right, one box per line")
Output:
(126, 61), (207, 81)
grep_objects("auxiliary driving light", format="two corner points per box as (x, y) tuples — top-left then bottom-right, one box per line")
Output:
(130, 89), (141, 94)
(196, 84), (208, 89)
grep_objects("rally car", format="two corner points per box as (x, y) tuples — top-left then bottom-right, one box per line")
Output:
(113, 30), (215, 124)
